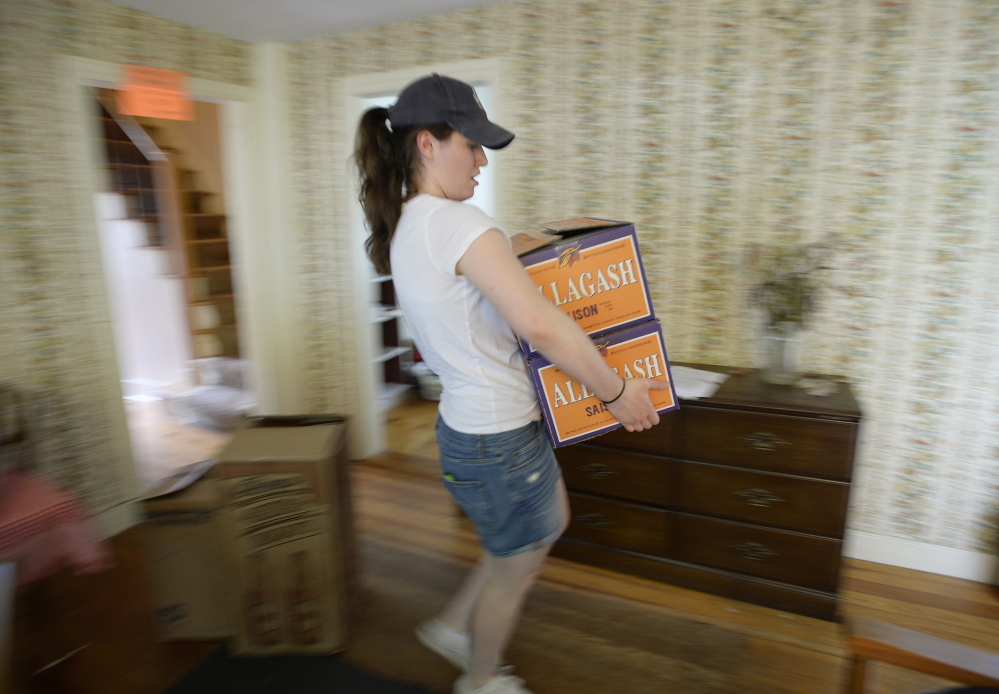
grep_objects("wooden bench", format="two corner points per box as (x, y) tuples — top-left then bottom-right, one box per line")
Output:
(844, 615), (999, 693)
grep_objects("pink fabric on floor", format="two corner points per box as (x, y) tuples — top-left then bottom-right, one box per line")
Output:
(0, 470), (113, 587)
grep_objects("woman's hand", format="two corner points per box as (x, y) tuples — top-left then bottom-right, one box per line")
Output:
(606, 378), (672, 432)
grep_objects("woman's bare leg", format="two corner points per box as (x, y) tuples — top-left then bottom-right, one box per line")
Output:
(436, 557), (488, 634)
(436, 479), (570, 638)
(460, 479), (571, 689)
(437, 479), (569, 634)
(461, 543), (551, 688)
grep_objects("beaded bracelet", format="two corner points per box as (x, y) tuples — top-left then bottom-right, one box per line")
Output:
(601, 379), (627, 405)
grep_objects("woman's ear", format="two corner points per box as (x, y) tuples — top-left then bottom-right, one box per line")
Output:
(415, 129), (437, 160)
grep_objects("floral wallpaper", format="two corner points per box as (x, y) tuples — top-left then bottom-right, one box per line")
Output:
(287, 0), (999, 556)
(0, 0), (250, 510)
(1, 0), (996, 564)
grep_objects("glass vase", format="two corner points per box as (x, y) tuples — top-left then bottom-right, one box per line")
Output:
(760, 321), (801, 385)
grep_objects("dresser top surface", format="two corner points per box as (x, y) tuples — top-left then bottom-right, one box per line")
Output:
(677, 364), (862, 421)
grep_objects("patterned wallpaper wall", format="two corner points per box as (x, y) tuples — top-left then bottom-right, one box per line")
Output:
(0, 0), (250, 511)
(1, 0), (996, 562)
(288, 0), (999, 555)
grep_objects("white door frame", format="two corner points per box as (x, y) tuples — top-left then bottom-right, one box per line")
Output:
(338, 58), (510, 459)
(60, 55), (273, 535)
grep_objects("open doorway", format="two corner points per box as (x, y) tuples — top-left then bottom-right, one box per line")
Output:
(91, 88), (252, 490)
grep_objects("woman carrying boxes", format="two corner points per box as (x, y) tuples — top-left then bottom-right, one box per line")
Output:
(353, 73), (669, 694)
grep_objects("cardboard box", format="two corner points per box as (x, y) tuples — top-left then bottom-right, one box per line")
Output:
(214, 415), (356, 656)
(142, 476), (234, 640)
(513, 219), (655, 358)
(528, 320), (679, 447)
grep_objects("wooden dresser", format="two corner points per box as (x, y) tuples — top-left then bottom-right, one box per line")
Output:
(552, 366), (862, 620)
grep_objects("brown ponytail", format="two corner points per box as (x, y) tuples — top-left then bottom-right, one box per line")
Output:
(353, 107), (453, 275)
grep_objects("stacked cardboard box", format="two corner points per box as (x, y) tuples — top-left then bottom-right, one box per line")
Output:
(214, 415), (356, 656)
(513, 219), (679, 447)
(143, 416), (355, 655)
(143, 474), (233, 641)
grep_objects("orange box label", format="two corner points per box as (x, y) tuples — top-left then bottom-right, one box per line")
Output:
(524, 234), (652, 342)
(533, 328), (676, 445)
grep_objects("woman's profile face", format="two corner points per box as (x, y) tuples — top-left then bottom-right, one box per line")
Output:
(424, 131), (488, 202)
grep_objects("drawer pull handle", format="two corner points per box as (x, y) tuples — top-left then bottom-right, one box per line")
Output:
(577, 463), (619, 480)
(742, 431), (790, 452)
(732, 542), (778, 561)
(733, 488), (785, 508)
(576, 513), (613, 529)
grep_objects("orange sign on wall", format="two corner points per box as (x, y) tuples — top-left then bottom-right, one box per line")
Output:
(117, 65), (194, 121)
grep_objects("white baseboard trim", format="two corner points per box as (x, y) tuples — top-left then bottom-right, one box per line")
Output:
(95, 499), (143, 539)
(844, 530), (998, 584)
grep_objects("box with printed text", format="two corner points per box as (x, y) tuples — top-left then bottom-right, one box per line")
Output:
(512, 219), (655, 359)
(213, 415), (356, 656)
(528, 320), (679, 447)
(142, 476), (234, 641)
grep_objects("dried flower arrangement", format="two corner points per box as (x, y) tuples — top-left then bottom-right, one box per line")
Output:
(746, 235), (840, 329)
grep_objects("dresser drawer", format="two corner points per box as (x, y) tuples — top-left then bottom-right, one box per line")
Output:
(683, 408), (856, 479)
(677, 461), (849, 537)
(595, 409), (682, 456)
(565, 493), (671, 557)
(674, 515), (841, 591)
(556, 445), (671, 505)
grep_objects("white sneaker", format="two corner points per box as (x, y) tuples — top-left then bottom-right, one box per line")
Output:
(415, 618), (470, 670)
(453, 673), (533, 694)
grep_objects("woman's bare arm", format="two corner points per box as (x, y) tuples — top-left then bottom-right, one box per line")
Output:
(456, 228), (669, 432)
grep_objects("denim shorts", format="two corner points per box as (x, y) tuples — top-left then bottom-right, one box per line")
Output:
(435, 415), (564, 558)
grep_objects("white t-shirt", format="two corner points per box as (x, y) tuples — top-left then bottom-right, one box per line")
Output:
(389, 194), (540, 434)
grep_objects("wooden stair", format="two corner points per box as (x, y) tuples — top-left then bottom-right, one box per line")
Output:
(93, 91), (240, 360)
(95, 95), (168, 247)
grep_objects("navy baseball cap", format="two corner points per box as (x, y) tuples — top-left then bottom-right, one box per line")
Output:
(387, 73), (515, 150)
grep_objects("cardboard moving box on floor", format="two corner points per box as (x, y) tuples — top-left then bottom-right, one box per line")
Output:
(214, 415), (355, 656)
(142, 476), (233, 641)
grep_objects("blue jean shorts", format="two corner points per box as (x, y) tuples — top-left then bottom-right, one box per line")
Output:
(435, 415), (564, 558)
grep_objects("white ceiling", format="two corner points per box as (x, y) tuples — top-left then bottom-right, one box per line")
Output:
(108, 0), (505, 43)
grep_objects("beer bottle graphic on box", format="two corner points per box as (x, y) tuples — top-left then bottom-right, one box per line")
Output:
(286, 551), (322, 644)
(245, 552), (282, 646)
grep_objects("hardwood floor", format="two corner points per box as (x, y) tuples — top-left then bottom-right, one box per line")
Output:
(10, 394), (999, 694)
(123, 399), (228, 491)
